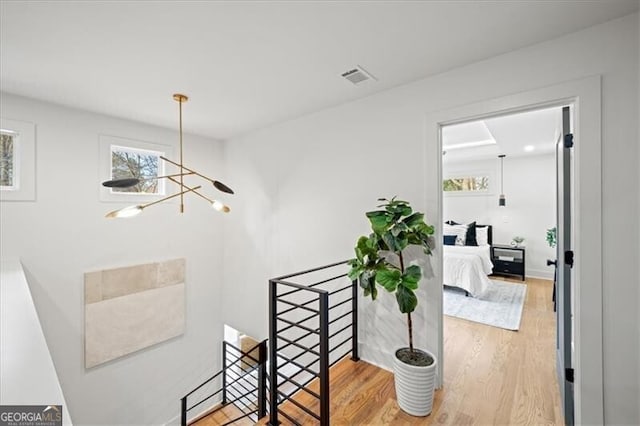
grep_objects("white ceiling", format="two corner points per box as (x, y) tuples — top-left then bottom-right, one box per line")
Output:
(1, 1), (637, 139)
(443, 106), (562, 163)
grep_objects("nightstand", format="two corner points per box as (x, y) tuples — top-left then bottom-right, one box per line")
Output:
(491, 244), (526, 281)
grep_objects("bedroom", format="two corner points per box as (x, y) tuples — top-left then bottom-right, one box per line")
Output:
(440, 105), (563, 419)
(441, 106), (559, 293)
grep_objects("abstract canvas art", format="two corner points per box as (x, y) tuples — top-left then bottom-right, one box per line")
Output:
(84, 259), (185, 368)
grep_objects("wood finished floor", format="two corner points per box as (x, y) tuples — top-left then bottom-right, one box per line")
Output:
(196, 277), (562, 425)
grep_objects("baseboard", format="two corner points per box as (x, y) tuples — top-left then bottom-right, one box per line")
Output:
(164, 402), (223, 426)
(188, 403), (224, 424)
(526, 269), (554, 280)
(163, 414), (179, 426)
(358, 342), (393, 372)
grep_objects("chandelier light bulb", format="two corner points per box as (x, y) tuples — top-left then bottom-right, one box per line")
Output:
(105, 205), (144, 219)
(211, 200), (231, 213)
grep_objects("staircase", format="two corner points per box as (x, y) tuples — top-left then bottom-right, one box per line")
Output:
(181, 340), (268, 426)
(181, 260), (359, 426)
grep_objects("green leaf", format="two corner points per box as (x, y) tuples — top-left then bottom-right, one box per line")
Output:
(395, 233), (409, 252)
(401, 265), (421, 290)
(381, 232), (398, 252)
(354, 236), (368, 262)
(395, 285), (418, 314)
(403, 212), (424, 228)
(376, 267), (402, 292)
(399, 204), (412, 216)
(347, 264), (363, 281)
(366, 211), (390, 233)
(356, 235), (378, 261)
(359, 271), (377, 300)
(391, 222), (409, 237)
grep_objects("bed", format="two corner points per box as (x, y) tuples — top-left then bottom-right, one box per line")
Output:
(443, 224), (494, 297)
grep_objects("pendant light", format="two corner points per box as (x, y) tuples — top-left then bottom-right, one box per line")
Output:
(498, 154), (506, 207)
(102, 94), (233, 218)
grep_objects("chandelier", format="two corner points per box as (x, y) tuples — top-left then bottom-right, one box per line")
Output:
(102, 94), (234, 218)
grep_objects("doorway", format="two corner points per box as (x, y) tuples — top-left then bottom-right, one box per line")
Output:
(424, 75), (603, 425)
(440, 104), (571, 424)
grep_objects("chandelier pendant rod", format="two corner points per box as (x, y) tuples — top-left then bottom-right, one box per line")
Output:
(178, 96), (185, 213)
(501, 156), (504, 192)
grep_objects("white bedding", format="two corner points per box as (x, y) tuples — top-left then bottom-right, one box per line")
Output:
(443, 245), (493, 297)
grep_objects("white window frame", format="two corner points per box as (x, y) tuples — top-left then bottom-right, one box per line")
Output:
(0, 117), (35, 201)
(99, 135), (173, 203)
(443, 170), (495, 197)
(0, 129), (19, 191)
(109, 144), (166, 196)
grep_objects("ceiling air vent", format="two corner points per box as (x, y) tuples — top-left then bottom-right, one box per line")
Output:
(341, 65), (377, 85)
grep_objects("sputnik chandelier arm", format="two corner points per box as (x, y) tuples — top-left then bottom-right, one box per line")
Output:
(159, 156), (234, 194)
(101, 93), (234, 218)
(105, 185), (203, 218)
(166, 177), (230, 213)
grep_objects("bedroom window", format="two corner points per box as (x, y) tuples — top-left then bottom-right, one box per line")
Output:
(0, 130), (18, 190)
(109, 145), (165, 195)
(443, 176), (489, 193)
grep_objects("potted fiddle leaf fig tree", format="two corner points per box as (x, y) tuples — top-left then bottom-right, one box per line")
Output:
(347, 197), (437, 416)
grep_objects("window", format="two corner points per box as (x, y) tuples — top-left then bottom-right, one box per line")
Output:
(99, 135), (172, 203)
(443, 176), (489, 192)
(0, 130), (18, 190)
(110, 145), (164, 195)
(0, 118), (35, 201)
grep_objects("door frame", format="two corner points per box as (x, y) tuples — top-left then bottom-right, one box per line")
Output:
(424, 75), (602, 424)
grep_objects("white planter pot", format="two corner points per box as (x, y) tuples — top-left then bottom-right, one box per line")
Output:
(393, 348), (437, 416)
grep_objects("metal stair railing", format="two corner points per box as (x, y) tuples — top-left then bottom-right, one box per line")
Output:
(268, 260), (359, 426)
(180, 339), (267, 426)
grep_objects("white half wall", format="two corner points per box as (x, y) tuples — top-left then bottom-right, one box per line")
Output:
(443, 154), (556, 279)
(222, 13), (639, 425)
(1, 259), (72, 425)
(0, 93), (228, 425)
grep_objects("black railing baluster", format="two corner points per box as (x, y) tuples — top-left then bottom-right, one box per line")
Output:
(351, 279), (359, 361)
(222, 341), (227, 405)
(181, 397), (187, 426)
(268, 279), (279, 426)
(319, 292), (330, 426)
(258, 340), (268, 419)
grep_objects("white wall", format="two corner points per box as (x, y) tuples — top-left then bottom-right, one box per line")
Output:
(0, 93), (228, 425)
(222, 13), (639, 425)
(443, 154), (556, 279)
(1, 259), (72, 425)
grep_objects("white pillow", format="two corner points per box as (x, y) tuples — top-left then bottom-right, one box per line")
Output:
(444, 224), (467, 246)
(476, 226), (489, 246)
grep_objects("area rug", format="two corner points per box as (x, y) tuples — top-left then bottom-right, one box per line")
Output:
(444, 280), (527, 331)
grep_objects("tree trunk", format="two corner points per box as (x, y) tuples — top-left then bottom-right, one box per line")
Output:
(398, 251), (414, 354)
(407, 312), (413, 353)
